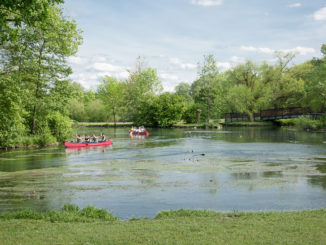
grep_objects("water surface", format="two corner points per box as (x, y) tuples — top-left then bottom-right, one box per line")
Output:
(0, 127), (326, 219)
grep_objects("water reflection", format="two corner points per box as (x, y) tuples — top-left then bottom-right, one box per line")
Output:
(0, 127), (326, 218)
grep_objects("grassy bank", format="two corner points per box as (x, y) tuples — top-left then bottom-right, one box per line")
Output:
(173, 122), (222, 128)
(276, 116), (326, 131)
(222, 121), (274, 127)
(74, 122), (133, 127)
(1, 207), (325, 245)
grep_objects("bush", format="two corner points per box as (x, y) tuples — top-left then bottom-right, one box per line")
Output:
(182, 103), (206, 124)
(47, 112), (72, 142)
(294, 116), (323, 130)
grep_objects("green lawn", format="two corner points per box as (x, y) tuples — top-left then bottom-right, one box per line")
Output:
(1, 209), (325, 245)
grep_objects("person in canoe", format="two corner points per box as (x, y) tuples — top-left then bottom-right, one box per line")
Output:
(101, 132), (106, 141)
(92, 134), (98, 143)
(76, 135), (82, 143)
(84, 134), (90, 143)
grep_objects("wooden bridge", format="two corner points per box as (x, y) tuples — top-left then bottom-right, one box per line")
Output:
(225, 107), (323, 122)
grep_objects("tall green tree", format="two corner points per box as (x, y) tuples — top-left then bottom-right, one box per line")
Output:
(0, 0), (82, 146)
(124, 57), (162, 121)
(175, 82), (193, 103)
(191, 54), (222, 121)
(262, 52), (305, 109)
(134, 93), (185, 127)
(304, 44), (326, 112)
(225, 61), (268, 121)
(98, 76), (125, 126)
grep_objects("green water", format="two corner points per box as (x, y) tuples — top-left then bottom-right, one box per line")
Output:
(1, 127), (326, 219)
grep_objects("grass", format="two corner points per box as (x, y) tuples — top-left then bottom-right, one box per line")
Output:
(276, 116), (326, 131)
(74, 122), (133, 127)
(223, 121), (274, 127)
(173, 122), (222, 128)
(0, 207), (325, 245)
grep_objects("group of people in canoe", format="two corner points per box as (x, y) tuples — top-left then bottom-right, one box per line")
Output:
(129, 126), (148, 136)
(76, 133), (106, 143)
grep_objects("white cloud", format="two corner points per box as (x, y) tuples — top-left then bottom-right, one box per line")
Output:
(240, 46), (315, 56)
(191, 0), (223, 7)
(160, 73), (179, 81)
(288, 3), (301, 8)
(230, 56), (246, 64)
(67, 56), (87, 65)
(92, 56), (107, 63)
(216, 62), (231, 71)
(240, 46), (274, 54)
(314, 7), (326, 21)
(169, 58), (197, 70)
(284, 46), (315, 55)
(118, 71), (129, 79)
(92, 62), (124, 72)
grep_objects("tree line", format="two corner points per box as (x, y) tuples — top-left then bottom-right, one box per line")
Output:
(73, 46), (326, 128)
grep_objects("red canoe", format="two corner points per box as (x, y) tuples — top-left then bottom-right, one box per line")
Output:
(130, 130), (149, 137)
(64, 139), (113, 148)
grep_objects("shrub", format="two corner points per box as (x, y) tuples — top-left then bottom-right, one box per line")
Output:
(47, 112), (72, 142)
(294, 116), (322, 130)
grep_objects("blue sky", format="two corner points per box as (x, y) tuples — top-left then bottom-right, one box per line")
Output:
(64, 0), (326, 91)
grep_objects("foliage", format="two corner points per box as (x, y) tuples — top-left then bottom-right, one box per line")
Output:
(175, 82), (193, 103)
(124, 57), (163, 121)
(46, 111), (72, 142)
(134, 93), (185, 127)
(0, 77), (26, 147)
(294, 116), (323, 130)
(98, 76), (125, 125)
(0, 0), (82, 147)
(225, 61), (269, 121)
(182, 103), (206, 123)
(85, 99), (108, 122)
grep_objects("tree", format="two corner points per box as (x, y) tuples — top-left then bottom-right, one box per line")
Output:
(98, 76), (125, 125)
(0, 0), (63, 42)
(0, 0), (82, 146)
(134, 93), (185, 127)
(261, 52), (305, 109)
(175, 82), (193, 103)
(124, 57), (162, 121)
(304, 44), (326, 112)
(191, 55), (223, 122)
(225, 61), (268, 121)
(1, 3), (82, 134)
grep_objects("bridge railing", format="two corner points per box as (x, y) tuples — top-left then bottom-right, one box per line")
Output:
(225, 107), (323, 122)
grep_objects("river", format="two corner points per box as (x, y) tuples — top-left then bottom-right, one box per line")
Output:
(0, 127), (326, 219)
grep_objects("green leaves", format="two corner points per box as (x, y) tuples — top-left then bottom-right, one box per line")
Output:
(0, 0), (82, 147)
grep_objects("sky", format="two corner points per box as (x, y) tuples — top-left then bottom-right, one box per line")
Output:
(63, 0), (326, 91)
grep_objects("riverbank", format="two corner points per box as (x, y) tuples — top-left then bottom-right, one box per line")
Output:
(0, 208), (325, 245)
(74, 121), (274, 128)
(74, 122), (133, 127)
(222, 121), (274, 127)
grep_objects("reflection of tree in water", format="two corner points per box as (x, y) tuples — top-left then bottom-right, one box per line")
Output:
(307, 163), (326, 190)
(207, 127), (326, 144)
(230, 172), (258, 180)
(0, 148), (66, 172)
(308, 176), (326, 190)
